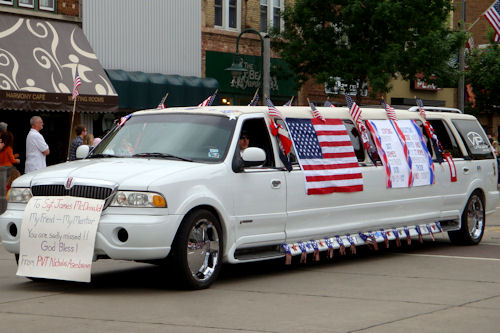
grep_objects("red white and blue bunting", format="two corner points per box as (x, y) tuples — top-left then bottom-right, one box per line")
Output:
(282, 222), (442, 262)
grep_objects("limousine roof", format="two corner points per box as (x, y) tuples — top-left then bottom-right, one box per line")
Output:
(133, 105), (477, 121)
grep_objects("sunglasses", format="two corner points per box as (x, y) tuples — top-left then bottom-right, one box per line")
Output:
(239, 136), (249, 140)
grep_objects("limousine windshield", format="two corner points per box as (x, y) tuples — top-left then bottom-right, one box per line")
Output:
(91, 113), (236, 162)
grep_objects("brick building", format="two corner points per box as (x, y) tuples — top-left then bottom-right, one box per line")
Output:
(202, 0), (298, 106)
(201, 0), (481, 109)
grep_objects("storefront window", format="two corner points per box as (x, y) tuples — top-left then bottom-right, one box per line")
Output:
(0, 1), (14, 6)
(220, 96), (233, 105)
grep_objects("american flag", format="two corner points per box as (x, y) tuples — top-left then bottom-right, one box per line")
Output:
(416, 98), (426, 119)
(381, 100), (397, 120)
(484, 0), (500, 41)
(72, 68), (81, 100)
(344, 94), (362, 126)
(324, 100), (336, 107)
(266, 98), (284, 119)
(157, 93), (168, 109)
(198, 90), (217, 107)
(248, 90), (259, 106)
(286, 118), (363, 194)
(283, 96), (294, 106)
(309, 101), (325, 121)
(344, 94), (378, 164)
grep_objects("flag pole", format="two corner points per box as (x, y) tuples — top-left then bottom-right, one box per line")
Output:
(158, 92), (168, 107)
(67, 96), (77, 161)
(252, 88), (258, 101)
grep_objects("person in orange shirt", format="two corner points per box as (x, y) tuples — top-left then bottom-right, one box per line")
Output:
(0, 131), (20, 166)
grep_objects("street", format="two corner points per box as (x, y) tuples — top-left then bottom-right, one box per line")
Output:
(1, 211), (500, 333)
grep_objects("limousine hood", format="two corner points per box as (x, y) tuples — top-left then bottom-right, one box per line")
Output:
(19, 158), (206, 190)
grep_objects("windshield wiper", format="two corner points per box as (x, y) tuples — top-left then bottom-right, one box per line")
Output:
(132, 152), (194, 162)
(89, 153), (121, 159)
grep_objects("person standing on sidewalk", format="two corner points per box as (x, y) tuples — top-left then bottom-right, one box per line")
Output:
(68, 125), (86, 161)
(25, 116), (49, 174)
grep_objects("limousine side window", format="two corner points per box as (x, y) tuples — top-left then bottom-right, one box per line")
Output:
(238, 117), (276, 167)
(428, 119), (463, 158)
(274, 119), (299, 166)
(343, 120), (365, 162)
(452, 119), (494, 160)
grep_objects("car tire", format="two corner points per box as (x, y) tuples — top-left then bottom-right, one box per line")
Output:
(448, 191), (485, 245)
(171, 209), (222, 289)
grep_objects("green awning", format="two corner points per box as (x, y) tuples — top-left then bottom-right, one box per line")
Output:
(106, 69), (219, 110)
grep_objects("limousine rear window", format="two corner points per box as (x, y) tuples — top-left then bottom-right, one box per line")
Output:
(92, 113), (235, 162)
(452, 119), (494, 160)
(343, 120), (365, 162)
(428, 120), (463, 158)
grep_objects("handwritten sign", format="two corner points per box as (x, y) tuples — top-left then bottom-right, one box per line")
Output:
(397, 120), (434, 186)
(17, 196), (104, 282)
(367, 120), (411, 188)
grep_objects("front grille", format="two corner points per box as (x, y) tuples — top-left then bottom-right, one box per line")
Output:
(31, 185), (115, 207)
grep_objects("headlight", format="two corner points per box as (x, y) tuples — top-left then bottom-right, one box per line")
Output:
(8, 187), (32, 203)
(110, 191), (167, 208)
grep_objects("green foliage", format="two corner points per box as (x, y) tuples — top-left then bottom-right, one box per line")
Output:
(465, 35), (500, 114)
(270, 0), (465, 101)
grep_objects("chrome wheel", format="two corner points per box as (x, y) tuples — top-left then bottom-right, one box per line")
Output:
(186, 219), (220, 282)
(466, 195), (484, 242)
(448, 191), (485, 245)
(172, 209), (223, 289)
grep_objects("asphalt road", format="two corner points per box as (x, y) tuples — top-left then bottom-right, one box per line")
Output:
(1, 210), (500, 333)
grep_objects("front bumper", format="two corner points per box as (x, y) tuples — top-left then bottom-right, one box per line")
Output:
(0, 207), (183, 261)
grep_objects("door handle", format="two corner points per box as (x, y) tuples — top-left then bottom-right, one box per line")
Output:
(271, 180), (281, 189)
(463, 167), (470, 174)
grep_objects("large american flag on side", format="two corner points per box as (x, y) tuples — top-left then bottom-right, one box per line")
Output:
(286, 118), (363, 194)
(484, 0), (500, 42)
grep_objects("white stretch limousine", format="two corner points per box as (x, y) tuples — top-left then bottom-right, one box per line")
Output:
(1, 106), (498, 288)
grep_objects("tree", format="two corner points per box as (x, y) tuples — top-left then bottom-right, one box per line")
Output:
(466, 33), (500, 114)
(271, 0), (465, 102)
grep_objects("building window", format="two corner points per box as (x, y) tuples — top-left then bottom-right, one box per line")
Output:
(39, 0), (55, 11)
(215, 0), (223, 26)
(18, 0), (34, 8)
(0, 0), (14, 5)
(260, 0), (284, 32)
(214, 0), (240, 31)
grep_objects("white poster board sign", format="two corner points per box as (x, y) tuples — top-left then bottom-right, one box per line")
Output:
(367, 120), (411, 188)
(397, 120), (434, 186)
(17, 196), (104, 282)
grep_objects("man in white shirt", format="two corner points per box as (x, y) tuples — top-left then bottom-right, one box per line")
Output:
(25, 116), (50, 174)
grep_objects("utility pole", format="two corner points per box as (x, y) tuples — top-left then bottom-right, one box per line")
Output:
(458, 0), (466, 112)
(263, 34), (271, 99)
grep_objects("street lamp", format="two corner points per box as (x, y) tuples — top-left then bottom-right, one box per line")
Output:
(225, 28), (271, 102)
(225, 55), (247, 79)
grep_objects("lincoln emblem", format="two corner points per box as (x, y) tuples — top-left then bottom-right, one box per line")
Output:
(65, 177), (74, 190)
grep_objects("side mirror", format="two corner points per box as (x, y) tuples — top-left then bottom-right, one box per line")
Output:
(75, 145), (90, 159)
(241, 147), (266, 167)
